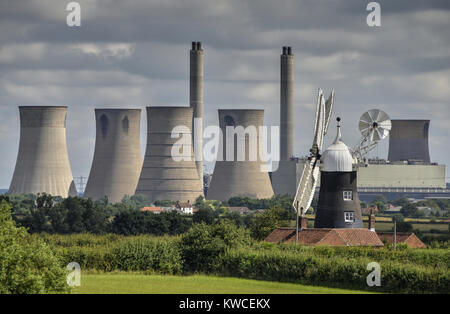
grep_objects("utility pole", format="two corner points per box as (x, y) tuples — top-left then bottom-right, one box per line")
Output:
(394, 220), (397, 249)
(295, 201), (300, 245)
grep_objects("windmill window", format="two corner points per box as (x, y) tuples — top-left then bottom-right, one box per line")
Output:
(343, 190), (353, 201)
(344, 212), (354, 222)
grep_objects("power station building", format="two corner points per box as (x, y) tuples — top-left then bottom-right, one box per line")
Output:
(9, 106), (77, 197)
(84, 109), (142, 203)
(207, 109), (275, 201)
(190, 41), (204, 188)
(388, 120), (430, 163)
(135, 106), (204, 203)
(271, 117), (448, 201)
(271, 46), (306, 196)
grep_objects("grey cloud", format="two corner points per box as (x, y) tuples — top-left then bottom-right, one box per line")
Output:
(0, 0), (449, 187)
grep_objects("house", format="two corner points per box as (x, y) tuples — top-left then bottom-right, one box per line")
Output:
(377, 232), (426, 248)
(385, 206), (402, 214)
(265, 228), (384, 247)
(176, 201), (195, 215)
(140, 206), (163, 214)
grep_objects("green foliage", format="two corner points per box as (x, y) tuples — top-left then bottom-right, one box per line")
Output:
(395, 222), (414, 233)
(0, 200), (68, 294)
(216, 245), (449, 293)
(13, 194), (109, 234)
(401, 203), (419, 217)
(251, 206), (290, 240)
(193, 207), (218, 224)
(111, 210), (191, 235)
(391, 213), (404, 223)
(46, 234), (182, 274)
(29, 231), (450, 293)
(226, 195), (295, 218)
(180, 221), (251, 272)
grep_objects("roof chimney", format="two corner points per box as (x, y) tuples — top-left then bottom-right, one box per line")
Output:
(368, 211), (376, 232)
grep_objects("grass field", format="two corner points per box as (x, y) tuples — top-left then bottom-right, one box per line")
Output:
(368, 222), (449, 232)
(71, 274), (375, 294)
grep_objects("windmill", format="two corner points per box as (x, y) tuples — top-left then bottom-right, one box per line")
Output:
(292, 89), (334, 233)
(292, 102), (391, 238)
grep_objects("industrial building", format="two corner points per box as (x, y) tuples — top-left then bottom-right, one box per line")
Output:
(84, 109), (142, 203)
(9, 106), (77, 197)
(271, 117), (448, 201)
(357, 119), (448, 201)
(206, 109), (275, 201)
(271, 47), (305, 196)
(135, 106), (204, 203)
(190, 41), (204, 188)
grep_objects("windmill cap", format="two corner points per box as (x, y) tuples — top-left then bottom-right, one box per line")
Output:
(321, 119), (353, 172)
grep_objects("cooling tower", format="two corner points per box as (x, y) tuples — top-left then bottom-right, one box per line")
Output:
(9, 106), (77, 197)
(84, 109), (142, 203)
(190, 41), (204, 187)
(135, 107), (204, 203)
(388, 120), (430, 163)
(207, 109), (275, 201)
(280, 46), (294, 161)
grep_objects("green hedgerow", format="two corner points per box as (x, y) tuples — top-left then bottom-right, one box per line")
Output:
(0, 200), (69, 294)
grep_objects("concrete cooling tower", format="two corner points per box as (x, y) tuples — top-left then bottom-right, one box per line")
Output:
(190, 41), (204, 187)
(388, 120), (430, 163)
(84, 109), (142, 203)
(207, 109), (275, 201)
(135, 107), (204, 203)
(9, 106), (77, 197)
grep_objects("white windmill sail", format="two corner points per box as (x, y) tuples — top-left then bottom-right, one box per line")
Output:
(293, 89), (330, 216)
(323, 90), (334, 135)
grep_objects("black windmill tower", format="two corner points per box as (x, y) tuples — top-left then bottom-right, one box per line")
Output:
(314, 117), (363, 228)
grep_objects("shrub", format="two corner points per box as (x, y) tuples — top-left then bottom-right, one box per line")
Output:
(216, 246), (449, 293)
(0, 200), (69, 294)
(181, 221), (251, 272)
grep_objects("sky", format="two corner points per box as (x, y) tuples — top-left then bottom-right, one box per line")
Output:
(0, 0), (449, 189)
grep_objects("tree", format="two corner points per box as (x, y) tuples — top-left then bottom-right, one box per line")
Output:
(251, 206), (288, 240)
(0, 200), (68, 293)
(395, 221), (413, 233)
(193, 207), (217, 225)
(391, 213), (404, 223)
(400, 203), (419, 217)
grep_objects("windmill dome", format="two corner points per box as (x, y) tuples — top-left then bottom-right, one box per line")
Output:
(321, 118), (353, 172)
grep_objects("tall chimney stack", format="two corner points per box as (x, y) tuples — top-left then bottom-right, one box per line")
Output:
(280, 46), (294, 160)
(190, 41), (204, 188)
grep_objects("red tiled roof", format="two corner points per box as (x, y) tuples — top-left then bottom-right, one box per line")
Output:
(333, 229), (384, 246)
(264, 228), (296, 243)
(265, 228), (384, 247)
(141, 206), (162, 212)
(377, 232), (426, 248)
(284, 229), (332, 245)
